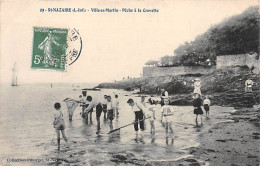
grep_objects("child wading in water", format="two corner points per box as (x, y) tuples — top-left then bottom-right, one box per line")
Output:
(193, 93), (204, 126)
(102, 95), (108, 120)
(80, 91), (87, 119)
(85, 96), (94, 124)
(140, 96), (147, 129)
(147, 98), (156, 134)
(53, 103), (69, 151)
(106, 96), (115, 131)
(127, 98), (147, 139)
(161, 98), (174, 137)
(203, 96), (211, 118)
(114, 94), (120, 116)
(84, 97), (103, 134)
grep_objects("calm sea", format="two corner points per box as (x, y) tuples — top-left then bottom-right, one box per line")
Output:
(0, 84), (234, 166)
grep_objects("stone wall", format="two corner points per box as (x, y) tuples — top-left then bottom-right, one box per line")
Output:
(217, 54), (247, 68)
(143, 53), (259, 78)
(216, 53), (259, 73)
(143, 66), (216, 77)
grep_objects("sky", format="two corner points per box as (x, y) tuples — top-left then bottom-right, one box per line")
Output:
(0, 0), (259, 84)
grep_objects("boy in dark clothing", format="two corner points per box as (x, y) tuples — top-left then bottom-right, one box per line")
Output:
(193, 93), (203, 126)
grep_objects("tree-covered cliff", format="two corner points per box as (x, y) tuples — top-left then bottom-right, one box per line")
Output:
(152, 6), (259, 67)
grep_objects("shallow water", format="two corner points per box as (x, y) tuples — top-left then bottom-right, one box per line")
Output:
(0, 85), (235, 166)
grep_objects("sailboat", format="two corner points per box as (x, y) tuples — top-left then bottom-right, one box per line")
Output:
(11, 63), (18, 86)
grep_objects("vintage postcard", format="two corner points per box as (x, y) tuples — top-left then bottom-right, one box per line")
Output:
(0, 0), (259, 166)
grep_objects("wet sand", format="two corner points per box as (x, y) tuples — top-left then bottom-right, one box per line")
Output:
(39, 105), (260, 166)
(188, 106), (260, 166)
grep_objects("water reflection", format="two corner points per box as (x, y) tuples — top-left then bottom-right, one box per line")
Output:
(132, 142), (145, 153)
(151, 137), (156, 144)
(94, 135), (103, 143)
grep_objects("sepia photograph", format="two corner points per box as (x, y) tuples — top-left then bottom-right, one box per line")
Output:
(0, 0), (259, 166)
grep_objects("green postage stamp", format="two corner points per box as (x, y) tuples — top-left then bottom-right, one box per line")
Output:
(32, 27), (68, 71)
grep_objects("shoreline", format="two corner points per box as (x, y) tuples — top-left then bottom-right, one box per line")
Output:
(35, 105), (259, 166)
(189, 106), (260, 166)
(108, 105), (260, 166)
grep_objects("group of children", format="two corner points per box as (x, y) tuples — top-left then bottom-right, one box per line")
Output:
(80, 92), (120, 133)
(192, 78), (211, 125)
(126, 95), (175, 138)
(52, 87), (211, 150)
(102, 94), (120, 120)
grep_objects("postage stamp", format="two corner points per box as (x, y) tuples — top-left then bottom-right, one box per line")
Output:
(31, 27), (68, 71)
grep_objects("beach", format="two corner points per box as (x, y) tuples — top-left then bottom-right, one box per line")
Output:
(0, 84), (259, 166)
(189, 106), (260, 166)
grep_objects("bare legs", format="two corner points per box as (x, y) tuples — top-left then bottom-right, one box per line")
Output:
(161, 116), (165, 127)
(84, 113), (89, 123)
(195, 114), (203, 126)
(69, 111), (73, 121)
(96, 116), (101, 134)
(83, 111), (93, 124)
(206, 111), (209, 118)
(115, 108), (119, 116)
(150, 120), (155, 134)
(55, 129), (68, 150)
(104, 112), (107, 120)
(165, 122), (173, 136)
(89, 111), (93, 124)
(201, 115), (203, 125)
(109, 119), (113, 131)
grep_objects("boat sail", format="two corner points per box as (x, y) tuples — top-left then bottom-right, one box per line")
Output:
(11, 63), (18, 86)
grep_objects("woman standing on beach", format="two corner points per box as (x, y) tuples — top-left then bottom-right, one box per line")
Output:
(193, 78), (201, 97)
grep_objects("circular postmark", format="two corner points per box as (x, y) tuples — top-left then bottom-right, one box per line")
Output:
(66, 28), (82, 66)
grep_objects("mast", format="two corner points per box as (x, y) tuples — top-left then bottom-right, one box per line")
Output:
(11, 63), (17, 86)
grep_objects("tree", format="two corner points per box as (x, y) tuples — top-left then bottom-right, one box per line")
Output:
(145, 60), (159, 66)
(173, 6), (259, 66)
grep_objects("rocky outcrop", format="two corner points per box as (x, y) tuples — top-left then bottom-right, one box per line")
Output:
(212, 91), (259, 108)
(97, 66), (260, 108)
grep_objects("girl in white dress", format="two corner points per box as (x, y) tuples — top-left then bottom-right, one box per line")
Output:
(161, 98), (174, 137)
(147, 98), (156, 134)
